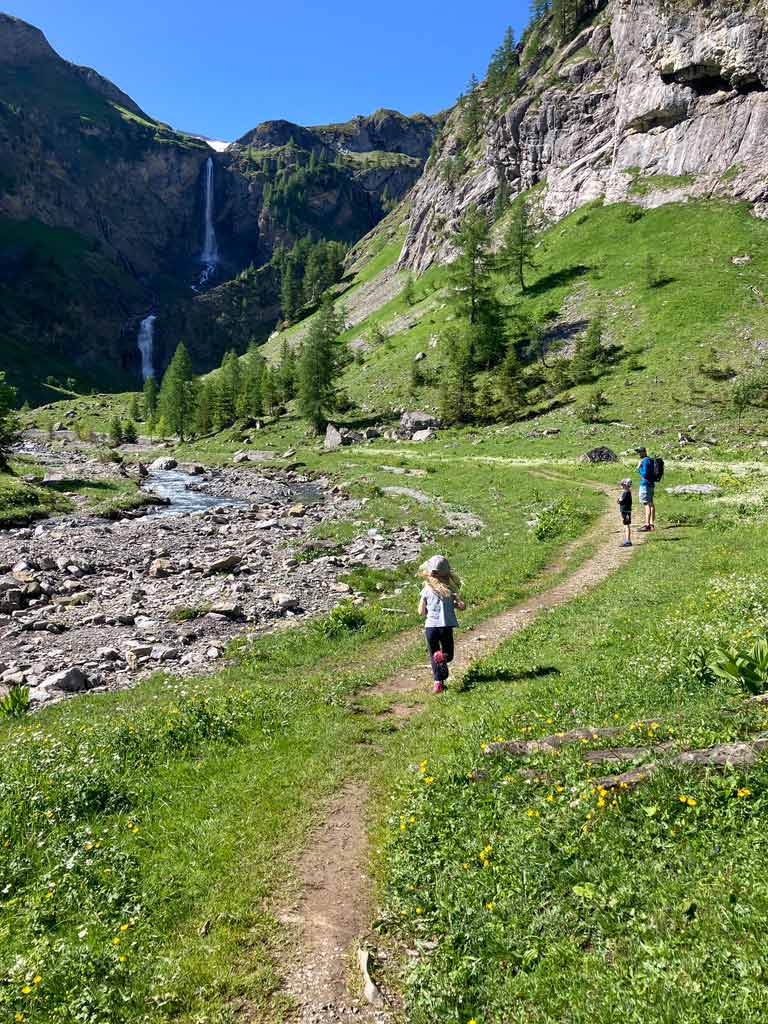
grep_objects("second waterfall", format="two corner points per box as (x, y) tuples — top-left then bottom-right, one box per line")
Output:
(197, 155), (219, 288)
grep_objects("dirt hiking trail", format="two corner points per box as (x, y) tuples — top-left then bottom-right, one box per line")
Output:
(276, 483), (645, 1023)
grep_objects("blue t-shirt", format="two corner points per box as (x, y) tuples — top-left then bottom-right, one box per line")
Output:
(421, 586), (459, 628)
(639, 457), (655, 484)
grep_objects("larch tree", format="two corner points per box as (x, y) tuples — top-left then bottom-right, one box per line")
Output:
(158, 343), (196, 441)
(297, 295), (345, 432)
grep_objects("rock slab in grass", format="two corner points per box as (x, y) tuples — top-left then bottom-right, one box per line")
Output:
(398, 410), (440, 439)
(582, 446), (618, 463)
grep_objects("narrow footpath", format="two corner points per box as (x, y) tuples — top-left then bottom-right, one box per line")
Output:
(275, 485), (644, 1023)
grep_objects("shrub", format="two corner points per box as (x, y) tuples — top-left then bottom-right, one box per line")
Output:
(313, 601), (367, 639)
(0, 685), (29, 718)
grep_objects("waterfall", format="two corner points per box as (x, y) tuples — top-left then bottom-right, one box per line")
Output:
(197, 156), (219, 287)
(137, 315), (157, 381)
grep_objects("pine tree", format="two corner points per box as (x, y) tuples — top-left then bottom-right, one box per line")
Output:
(297, 295), (345, 432)
(496, 345), (528, 419)
(122, 420), (138, 444)
(142, 374), (158, 421)
(262, 366), (278, 415)
(158, 343), (196, 441)
(487, 27), (519, 97)
(109, 415), (124, 447)
(572, 314), (609, 383)
(440, 325), (476, 425)
(197, 380), (213, 434)
(0, 373), (19, 470)
(552, 0), (578, 43)
(493, 176), (510, 221)
(402, 274), (417, 306)
(449, 206), (504, 367)
(449, 207), (494, 327)
(461, 73), (484, 144)
(277, 339), (298, 403)
(237, 345), (266, 419)
(499, 197), (535, 291)
(216, 351), (241, 428)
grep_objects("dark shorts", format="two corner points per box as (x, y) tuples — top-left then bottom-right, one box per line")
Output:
(425, 627), (454, 681)
(621, 511), (632, 525)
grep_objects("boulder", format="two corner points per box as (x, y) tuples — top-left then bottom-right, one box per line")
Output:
(179, 462), (205, 475)
(411, 428), (437, 442)
(148, 558), (172, 579)
(202, 553), (241, 576)
(582, 447), (619, 464)
(272, 592), (299, 611)
(414, 351), (427, 362)
(149, 457), (177, 471)
(41, 667), (90, 692)
(398, 411), (440, 439)
(324, 423), (345, 451)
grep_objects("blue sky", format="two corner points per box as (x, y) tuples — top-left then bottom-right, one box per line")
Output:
(7, 0), (531, 139)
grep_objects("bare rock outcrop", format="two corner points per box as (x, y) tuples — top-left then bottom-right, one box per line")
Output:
(400, 0), (768, 273)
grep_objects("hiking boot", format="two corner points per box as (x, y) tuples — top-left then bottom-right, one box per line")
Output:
(621, 540), (633, 547)
(639, 525), (652, 532)
(432, 680), (446, 694)
(433, 650), (450, 681)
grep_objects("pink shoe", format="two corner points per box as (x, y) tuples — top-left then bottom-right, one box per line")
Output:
(433, 681), (446, 694)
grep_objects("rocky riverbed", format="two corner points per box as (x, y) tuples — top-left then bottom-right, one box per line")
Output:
(0, 445), (435, 707)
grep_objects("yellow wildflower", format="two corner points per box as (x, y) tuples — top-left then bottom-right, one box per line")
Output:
(33, 976), (41, 985)
(737, 787), (752, 798)
(21, 985), (31, 994)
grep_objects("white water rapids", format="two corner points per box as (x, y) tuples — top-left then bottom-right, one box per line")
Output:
(137, 314), (157, 381)
(197, 156), (219, 287)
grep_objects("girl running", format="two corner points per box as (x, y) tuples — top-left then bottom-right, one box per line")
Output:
(418, 555), (465, 694)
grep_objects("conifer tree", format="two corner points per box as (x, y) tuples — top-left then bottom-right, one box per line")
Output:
(158, 343), (195, 441)
(277, 339), (298, 403)
(297, 295), (345, 432)
(487, 27), (519, 97)
(197, 380), (213, 434)
(262, 366), (278, 415)
(572, 313), (609, 383)
(496, 345), (528, 419)
(122, 420), (138, 444)
(109, 415), (124, 447)
(499, 197), (535, 291)
(461, 74), (484, 144)
(439, 325), (476, 425)
(216, 351), (241, 428)
(449, 206), (504, 367)
(237, 345), (266, 419)
(143, 374), (158, 421)
(552, 0), (578, 42)
(128, 393), (140, 422)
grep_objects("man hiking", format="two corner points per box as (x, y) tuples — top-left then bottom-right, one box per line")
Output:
(637, 446), (659, 532)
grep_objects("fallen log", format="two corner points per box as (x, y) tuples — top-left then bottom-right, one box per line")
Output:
(594, 737), (768, 790)
(483, 721), (662, 757)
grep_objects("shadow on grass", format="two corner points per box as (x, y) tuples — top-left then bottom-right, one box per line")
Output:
(526, 264), (589, 297)
(460, 664), (560, 692)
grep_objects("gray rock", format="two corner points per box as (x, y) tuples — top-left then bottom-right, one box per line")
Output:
(149, 457), (178, 471)
(272, 592), (299, 611)
(202, 553), (241, 576)
(42, 666), (90, 692)
(324, 424), (345, 451)
(582, 447), (619, 464)
(411, 428), (437, 442)
(398, 411), (440, 439)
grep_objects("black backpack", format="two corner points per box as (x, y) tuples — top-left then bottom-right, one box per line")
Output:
(652, 458), (665, 483)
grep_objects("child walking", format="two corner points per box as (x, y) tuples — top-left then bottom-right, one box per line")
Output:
(619, 478), (633, 547)
(418, 555), (465, 694)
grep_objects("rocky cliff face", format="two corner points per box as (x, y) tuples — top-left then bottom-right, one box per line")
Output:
(400, 0), (768, 272)
(215, 109), (437, 270)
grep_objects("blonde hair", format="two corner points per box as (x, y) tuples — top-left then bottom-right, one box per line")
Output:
(419, 569), (462, 599)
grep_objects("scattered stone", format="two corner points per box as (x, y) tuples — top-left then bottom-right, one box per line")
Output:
(666, 484), (721, 495)
(148, 558), (172, 578)
(272, 592), (299, 611)
(413, 351), (427, 362)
